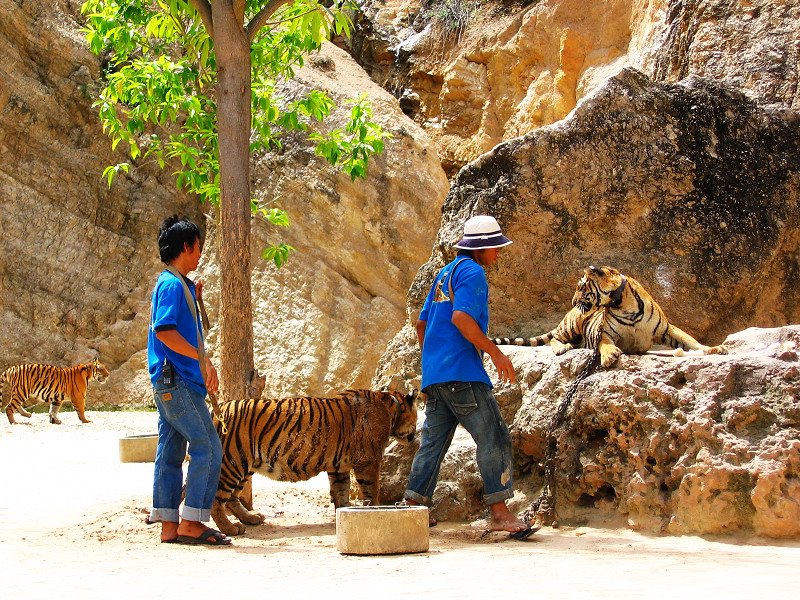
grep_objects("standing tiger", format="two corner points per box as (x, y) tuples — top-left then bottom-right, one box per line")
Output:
(211, 388), (419, 536)
(0, 358), (109, 424)
(493, 266), (727, 368)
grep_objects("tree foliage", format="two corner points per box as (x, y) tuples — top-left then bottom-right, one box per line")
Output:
(81, 0), (390, 265)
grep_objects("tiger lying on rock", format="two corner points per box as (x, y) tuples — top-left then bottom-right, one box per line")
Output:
(0, 358), (109, 424)
(493, 266), (727, 368)
(211, 388), (419, 536)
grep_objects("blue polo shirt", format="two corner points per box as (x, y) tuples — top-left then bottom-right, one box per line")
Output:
(147, 270), (206, 395)
(419, 256), (491, 389)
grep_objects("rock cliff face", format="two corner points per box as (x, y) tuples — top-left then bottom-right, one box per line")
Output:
(0, 0), (203, 405)
(375, 67), (799, 536)
(652, 0), (800, 110)
(0, 1), (447, 405)
(350, 0), (800, 175)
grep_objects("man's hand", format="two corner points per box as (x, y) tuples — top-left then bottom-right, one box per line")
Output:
(451, 310), (516, 384)
(195, 277), (204, 301)
(488, 348), (516, 383)
(204, 356), (219, 394)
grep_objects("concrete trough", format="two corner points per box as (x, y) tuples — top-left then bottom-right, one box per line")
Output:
(336, 505), (429, 555)
(119, 434), (158, 463)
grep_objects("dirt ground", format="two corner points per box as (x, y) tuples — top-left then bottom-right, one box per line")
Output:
(2, 410), (798, 599)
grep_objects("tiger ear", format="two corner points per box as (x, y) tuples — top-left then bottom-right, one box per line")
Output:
(587, 265), (605, 277)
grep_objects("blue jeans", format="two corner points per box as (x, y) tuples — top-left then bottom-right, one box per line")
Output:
(405, 381), (515, 506)
(149, 374), (222, 523)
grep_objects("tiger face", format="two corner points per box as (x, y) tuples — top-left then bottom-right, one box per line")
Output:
(390, 389), (419, 444)
(90, 359), (110, 383)
(572, 266), (625, 312)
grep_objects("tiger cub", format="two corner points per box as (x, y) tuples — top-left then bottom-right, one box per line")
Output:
(211, 388), (419, 536)
(493, 266), (727, 368)
(0, 358), (109, 425)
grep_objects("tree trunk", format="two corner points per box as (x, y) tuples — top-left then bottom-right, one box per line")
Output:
(211, 1), (254, 403)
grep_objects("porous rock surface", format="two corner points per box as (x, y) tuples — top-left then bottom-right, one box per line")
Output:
(382, 326), (800, 537)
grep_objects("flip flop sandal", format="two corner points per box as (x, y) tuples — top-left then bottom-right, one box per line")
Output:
(175, 528), (232, 546)
(509, 524), (540, 540)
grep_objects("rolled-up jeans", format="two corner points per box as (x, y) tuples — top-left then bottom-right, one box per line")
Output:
(149, 374), (222, 523)
(405, 381), (515, 506)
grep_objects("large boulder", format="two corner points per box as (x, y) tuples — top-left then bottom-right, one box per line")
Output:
(386, 68), (800, 349)
(510, 325), (800, 537)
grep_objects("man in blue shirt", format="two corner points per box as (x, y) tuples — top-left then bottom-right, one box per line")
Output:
(404, 215), (533, 539)
(147, 216), (230, 546)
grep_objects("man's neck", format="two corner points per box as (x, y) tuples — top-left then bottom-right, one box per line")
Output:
(168, 256), (192, 277)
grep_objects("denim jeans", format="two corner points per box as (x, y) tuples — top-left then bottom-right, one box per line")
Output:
(405, 381), (515, 506)
(148, 374), (222, 523)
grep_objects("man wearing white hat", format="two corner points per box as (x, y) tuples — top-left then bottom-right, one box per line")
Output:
(404, 215), (533, 539)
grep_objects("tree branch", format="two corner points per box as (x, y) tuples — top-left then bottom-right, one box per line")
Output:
(234, 0), (246, 27)
(187, 0), (214, 38)
(246, 0), (294, 43)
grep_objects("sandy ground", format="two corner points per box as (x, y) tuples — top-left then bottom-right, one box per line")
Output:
(2, 410), (799, 599)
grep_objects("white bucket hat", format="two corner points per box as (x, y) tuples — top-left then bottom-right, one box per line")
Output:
(454, 215), (513, 250)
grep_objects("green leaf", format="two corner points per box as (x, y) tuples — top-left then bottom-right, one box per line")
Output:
(261, 243), (296, 269)
(101, 162), (129, 188)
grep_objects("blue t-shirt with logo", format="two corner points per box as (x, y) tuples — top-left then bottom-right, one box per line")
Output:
(147, 270), (206, 395)
(418, 256), (491, 389)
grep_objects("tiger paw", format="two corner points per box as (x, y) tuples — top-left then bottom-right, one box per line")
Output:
(223, 522), (247, 536)
(600, 346), (622, 368)
(705, 344), (728, 355)
(551, 341), (573, 355)
(240, 511), (266, 526)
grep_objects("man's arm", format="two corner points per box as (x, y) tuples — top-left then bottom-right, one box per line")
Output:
(155, 329), (219, 393)
(451, 310), (516, 383)
(415, 318), (427, 348)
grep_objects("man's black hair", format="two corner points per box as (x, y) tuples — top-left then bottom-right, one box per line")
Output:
(158, 215), (202, 264)
(456, 248), (475, 257)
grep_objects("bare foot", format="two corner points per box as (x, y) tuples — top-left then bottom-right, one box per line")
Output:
(160, 521), (179, 543)
(488, 501), (528, 533)
(176, 520), (231, 545)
